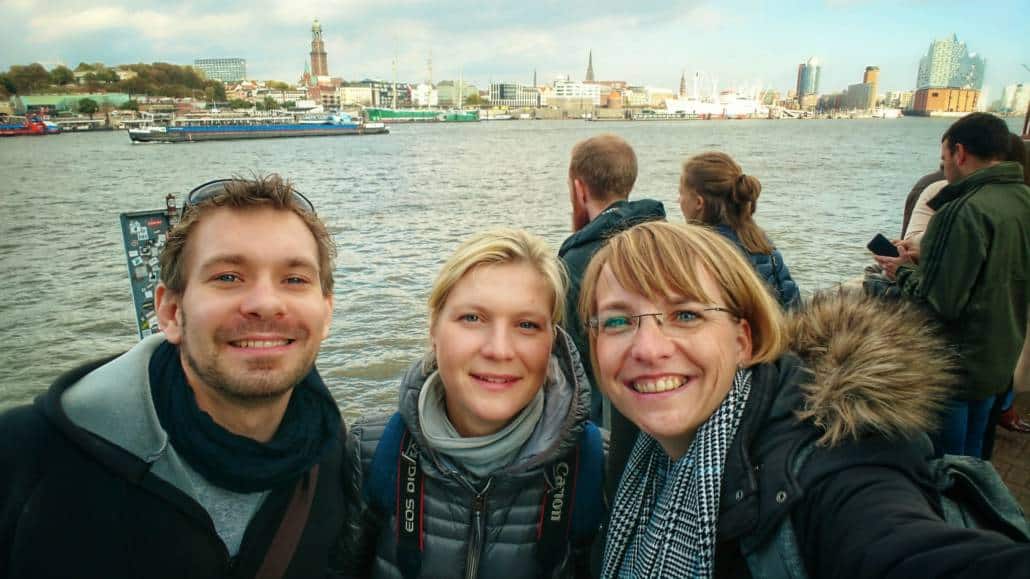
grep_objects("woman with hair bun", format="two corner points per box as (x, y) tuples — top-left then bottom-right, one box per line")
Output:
(679, 152), (801, 309)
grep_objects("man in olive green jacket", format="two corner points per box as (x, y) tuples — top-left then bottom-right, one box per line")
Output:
(877, 113), (1030, 458)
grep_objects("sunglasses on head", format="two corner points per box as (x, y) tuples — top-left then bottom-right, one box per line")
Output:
(182, 178), (316, 218)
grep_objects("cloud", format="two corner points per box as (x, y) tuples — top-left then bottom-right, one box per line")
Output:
(27, 6), (253, 45)
(7, 0), (1022, 94)
(28, 6), (129, 41)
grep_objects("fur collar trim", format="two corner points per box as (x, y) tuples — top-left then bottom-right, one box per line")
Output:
(787, 289), (956, 447)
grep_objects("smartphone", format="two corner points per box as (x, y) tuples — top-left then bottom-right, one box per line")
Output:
(867, 233), (900, 257)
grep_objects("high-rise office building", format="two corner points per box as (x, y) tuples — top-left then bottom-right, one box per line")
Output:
(863, 66), (879, 108)
(863, 66), (879, 85)
(796, 57), (821, 99)
(193, 58), (246, 83)
(845, 83), (875, 110)
(310, 19), (329, 78)
(916, 34), (985, 90)
(1001, 83), (1029, 114)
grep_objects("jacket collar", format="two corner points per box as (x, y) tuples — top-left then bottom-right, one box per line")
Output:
(35, 334), (171, 485)
(58, 333), (169, 462)
(928, 161), (1026, 211)
(558, 198), (666, 256)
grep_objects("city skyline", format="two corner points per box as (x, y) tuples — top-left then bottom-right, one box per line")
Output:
(3, 1), (1027, 99)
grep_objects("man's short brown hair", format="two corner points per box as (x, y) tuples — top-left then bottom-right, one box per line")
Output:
(569, 134), (638, 202)
(159, 174), (337, 295)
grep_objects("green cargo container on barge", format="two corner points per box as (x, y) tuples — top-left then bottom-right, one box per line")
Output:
(363, 108), (479, 123)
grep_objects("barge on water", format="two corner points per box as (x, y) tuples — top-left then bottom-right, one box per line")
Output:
(128, 113), (388, 143)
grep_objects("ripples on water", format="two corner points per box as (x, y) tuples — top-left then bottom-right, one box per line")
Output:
(1, 118), (1021, 415)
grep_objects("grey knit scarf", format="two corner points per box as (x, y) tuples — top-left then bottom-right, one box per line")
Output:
(417, 366), (547, 478)
(601, 368), (753, 579)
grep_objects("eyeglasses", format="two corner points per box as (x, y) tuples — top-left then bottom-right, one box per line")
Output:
(182, 179), (315, 218)
(588, 306), (738, 338)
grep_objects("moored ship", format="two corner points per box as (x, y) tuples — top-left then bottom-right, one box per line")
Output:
(0, 115), (62, 137)
(127, 113), (388, 143)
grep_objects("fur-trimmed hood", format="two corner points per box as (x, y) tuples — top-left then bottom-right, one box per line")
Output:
(786, 288), (957, 447)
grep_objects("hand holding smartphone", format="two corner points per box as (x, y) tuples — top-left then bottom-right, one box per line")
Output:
(867, 233), (900, 258)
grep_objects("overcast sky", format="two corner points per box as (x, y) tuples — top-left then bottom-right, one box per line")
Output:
(4, 1), (1027, 100)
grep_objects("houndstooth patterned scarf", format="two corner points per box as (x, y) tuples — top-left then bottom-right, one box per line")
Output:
(601, 368), (753, 579)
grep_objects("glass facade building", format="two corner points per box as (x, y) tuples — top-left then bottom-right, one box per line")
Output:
(796, 57), (821, 98)
(489, 83), (540, 108)
(916, 34), (985, 90)
(193, 58), (247, 83)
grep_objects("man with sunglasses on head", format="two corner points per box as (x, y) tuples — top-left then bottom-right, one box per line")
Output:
(0, 175), (361, 579)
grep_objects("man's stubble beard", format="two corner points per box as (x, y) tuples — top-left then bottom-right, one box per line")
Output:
(179, 309), (315, 404)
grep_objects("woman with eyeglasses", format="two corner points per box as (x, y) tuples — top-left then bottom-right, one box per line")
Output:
(579, 221), (1030, 579)
(678, 151), (800, 309)
(346, 229), (603, 579)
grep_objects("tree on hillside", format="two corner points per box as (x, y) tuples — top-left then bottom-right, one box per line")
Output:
(255, 96), (279, 111)
(119, 75), (150, 96)
(118, 100), (139, 111)
(465, 93), (484, 106)
(99, 68), (119, 83)
(7, 63), (49, 93)
(48, 65), (75, 86)
(77, 98), (100, 119)
(201, 82), (226, 103)
(84, 68), (118, 85)
(82, 74), (101, 93)
(0, 74), (15, 97)
(229, 99), (252, 109)
(267, 80), (291, 90)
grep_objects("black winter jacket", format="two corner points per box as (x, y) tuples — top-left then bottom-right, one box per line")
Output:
(708, 291), (1030, 578)
(0, 337), (362, 579)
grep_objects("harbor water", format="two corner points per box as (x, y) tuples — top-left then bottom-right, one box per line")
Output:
(0, 118), (1023, 416)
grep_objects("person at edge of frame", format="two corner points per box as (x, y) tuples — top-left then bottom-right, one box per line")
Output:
(0, 175), (361, 579)
(877, 113), (1030, 459)
(581, 221), (1030, 578)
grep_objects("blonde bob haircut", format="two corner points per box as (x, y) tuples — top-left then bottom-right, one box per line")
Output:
(579, 221), (787, 368)
(428, 228), (568, 329)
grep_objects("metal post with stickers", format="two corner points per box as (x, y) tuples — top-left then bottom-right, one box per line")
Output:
(119, 194), (177, 338)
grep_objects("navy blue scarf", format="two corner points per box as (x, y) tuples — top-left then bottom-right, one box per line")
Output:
(149, 340), (341, 493)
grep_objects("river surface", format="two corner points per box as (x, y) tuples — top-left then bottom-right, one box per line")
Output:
(1, 117), (1022, 416)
